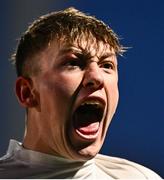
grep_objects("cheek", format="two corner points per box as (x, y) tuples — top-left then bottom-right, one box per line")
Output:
(55, 71), (84, 97)
(54, 75), (81, 98)
(37, 76), (77, 133)
(40, 73), (81, 110)
(103, 80), (119, 135)
(106, 79), (119, 111)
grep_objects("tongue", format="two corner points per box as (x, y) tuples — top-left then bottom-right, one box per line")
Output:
(73, 104), (103, 136)
(78, 122), (99, 135)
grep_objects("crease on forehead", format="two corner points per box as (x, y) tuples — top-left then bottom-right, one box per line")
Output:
(37, 34), (117, 71)
(57, 34), (116, 58)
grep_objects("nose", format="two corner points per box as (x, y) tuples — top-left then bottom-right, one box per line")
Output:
(82, 61), (104, 90)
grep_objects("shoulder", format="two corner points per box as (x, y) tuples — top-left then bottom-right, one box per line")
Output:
(95, 154), (161, 179)
(0, 140), (29, 178)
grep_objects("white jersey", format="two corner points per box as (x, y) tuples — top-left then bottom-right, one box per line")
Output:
(0, 139), (161, 179)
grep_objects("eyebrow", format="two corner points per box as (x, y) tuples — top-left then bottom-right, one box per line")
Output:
(58, 46), (117, 63)
(58, 46), (82, 56)
(99, 52), (116, 59)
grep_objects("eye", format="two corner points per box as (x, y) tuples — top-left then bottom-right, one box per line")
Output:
(63, 57), (86, 70)
(100, 61), (114, 70)
(67, 59), (79, 67)
(102, 63), (113, 69)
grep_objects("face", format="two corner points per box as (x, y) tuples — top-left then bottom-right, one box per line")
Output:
(28, 37), (119, 160)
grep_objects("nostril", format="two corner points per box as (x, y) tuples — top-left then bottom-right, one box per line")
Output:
(86, 80), (95, 87)
(83, 75), (104, 90)
(82, 63), (104, 90)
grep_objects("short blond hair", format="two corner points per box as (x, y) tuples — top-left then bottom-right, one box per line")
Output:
(12, 7), (125, 77)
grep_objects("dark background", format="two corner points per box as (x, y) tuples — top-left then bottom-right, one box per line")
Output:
(0, 0), (163, 178)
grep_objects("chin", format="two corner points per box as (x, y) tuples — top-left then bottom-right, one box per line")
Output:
(77, 144), (101, 160)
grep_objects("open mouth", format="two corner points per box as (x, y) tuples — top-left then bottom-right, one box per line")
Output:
(73, 100), (105, 140)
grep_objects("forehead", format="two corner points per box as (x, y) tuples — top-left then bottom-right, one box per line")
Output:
(38, 35), (117, 68)
(57, 36), (116, 57)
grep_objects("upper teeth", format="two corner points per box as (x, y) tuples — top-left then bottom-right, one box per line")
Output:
(81, 100), (103, 108)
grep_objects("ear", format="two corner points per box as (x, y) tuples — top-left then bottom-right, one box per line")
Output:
(15, 76), (38, 108)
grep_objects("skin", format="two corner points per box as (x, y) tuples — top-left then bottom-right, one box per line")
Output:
(16, 37), (119, 160)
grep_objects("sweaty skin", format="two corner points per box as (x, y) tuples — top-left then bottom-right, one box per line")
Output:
(22, 37), (119, 160)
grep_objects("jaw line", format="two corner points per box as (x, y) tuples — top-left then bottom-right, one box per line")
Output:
(65, 109), (106, 160)
(63, 85), (109, 160)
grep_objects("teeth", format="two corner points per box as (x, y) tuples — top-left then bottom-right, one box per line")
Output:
(81, 100), (104, 108)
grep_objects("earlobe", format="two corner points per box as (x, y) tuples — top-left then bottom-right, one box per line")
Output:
(15, 77), (37, 108)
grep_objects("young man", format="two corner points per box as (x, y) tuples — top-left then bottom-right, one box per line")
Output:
(0, 7), (161, 179)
